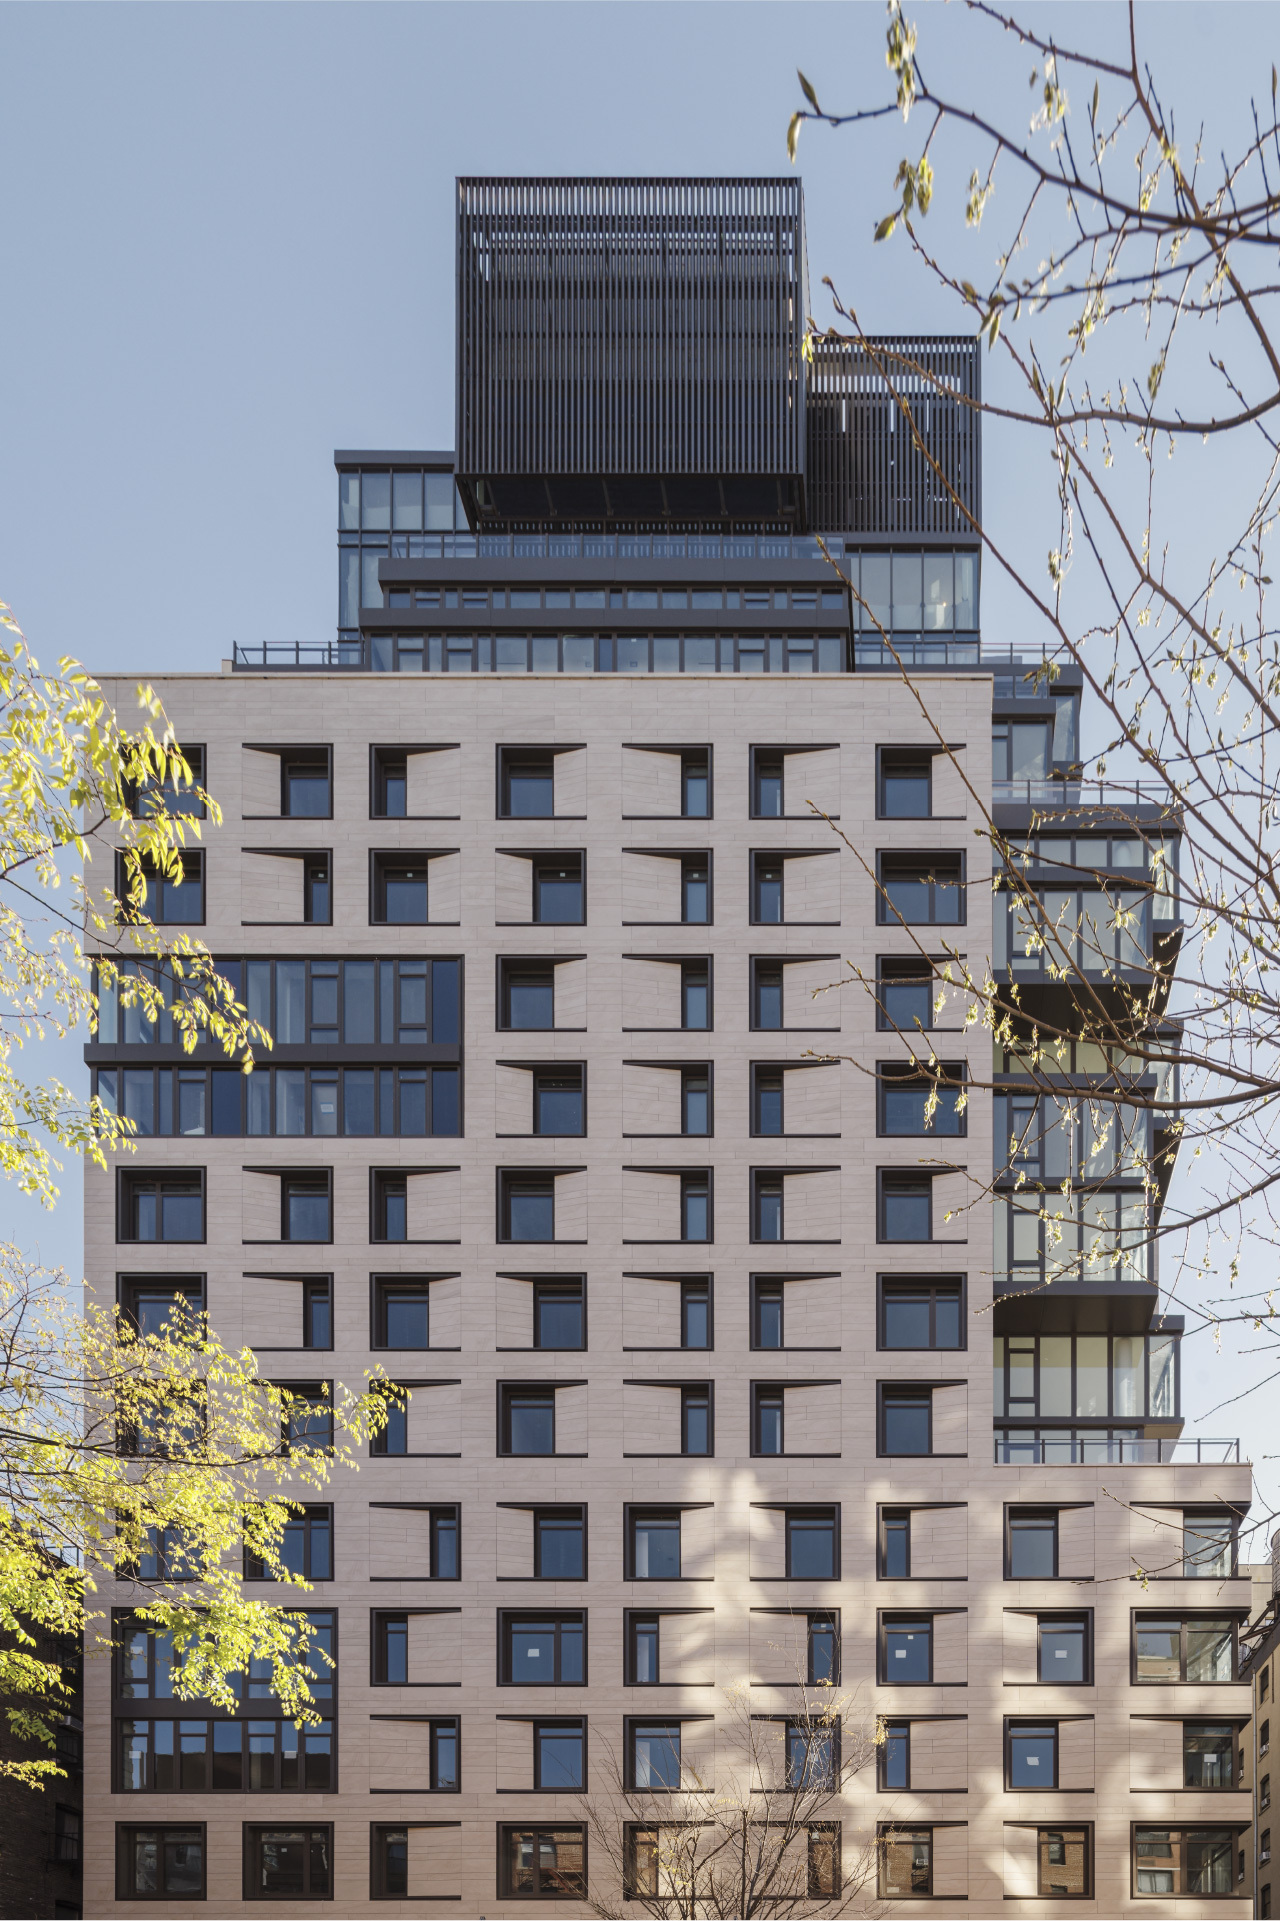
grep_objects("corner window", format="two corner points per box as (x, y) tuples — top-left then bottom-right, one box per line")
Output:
(1184, 1723), (1236, 1789)
(1133, 1828), (1235, 1897)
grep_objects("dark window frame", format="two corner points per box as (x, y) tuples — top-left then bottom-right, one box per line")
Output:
(625, 1507), (687, 1583)
(498, 747), (558, 821)
(749, 852), (786, 926)
(877, 1171), (933, 1244)
(369, 852), (435, 928)
(624, 1718), (685, 1793)
(533, 1278), (586, 1352)
(680, 750), (712, 820)
(877, 1276), (966, 1351)
(498, 1171), (558, 1244)
(680, 960), (712, 1031)
(1006, 1508), (1061, 1581)
(680, 1385), (713, 1457)
(531, 854), (586, 927)
(879, 1509), (912, 1580)
(679, 1279), (712, 1350)
(370, 1275), (433, 1352)
(750, 1276), (785, 1350)
(876, 746), (935, 820)
(1129, 1823), (1240, 1900)
(531, 1065), (586, 1138)
(876, 956), (936, 1032)
(679, 1172), (712, 1244)
(784, 1506), (840, 1581)
(371, 1171), (408, 1244)
(242, 1823), (334, 1902)
(750, 957), (785, 1031)
(531, 1719), (586, 1792)
(878, 1614), (935, 1685)
(499, 1385), (558, 1458)
(877, 1061), (968, 1138)
(1130, 1613), (1241, 1686)
(876, 1823), (934, 1899)
(116, 1170), (206, 1245)
(115, 849), (206, 927)
(878, 1384), (934, 1458)
(499, 1612), (588, 1687)
(280, 1171), (333, 1245)
(1036, 1614), (1093, 1686)
(532, 1508), (587, 1581)
(750, 1170), (785, 1243)
(752, 1384), (785, 1457)
(876, 851), (966, 927)
(244, 1503), (333, 1583)
(1035, 1824), (1094, 1900)
(1005, 1718), (1061, 1791)
(279, 747), (334, 821)
(497, 1824), (588, 1900)
(679, 855), (713, 926)
(116, 1823), (208, 1901)
(499, 959), (557, 1032)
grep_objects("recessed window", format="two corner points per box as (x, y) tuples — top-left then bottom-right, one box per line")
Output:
(627, 1616), (661, 1685)
(373, 1612), (409, 1684)
(680, 1281), (711, 1350)
(630, 1511), (682, 1580)
(880, 1719), (910, 1789)
(282, 1175), (330, 1243)
(752, 1173), (783, 1242)
(808, 1614), (840, 1684)
(280, 750), (331, 819)
(117, 1826), (206, 1900)
(1038, 1617), (1088, 1683)
(1008, 1721), (1057, 1789)
(502, 962), (555, 1030)
(752, 856), (784, 924)
(371, 854), (429, 925)
(879, 1386), (932, 1457)
(1184, 1722), (1235, 1789)
(1038, 1828), (1089, 1899)
(118, 1173), (204, 1243)
(500, 750), (557, 819)
(498, 1826), (586, 1900)
(120, 1278), (204, 1336)
(681, 858), (710, 924)
(371, 1172), (407, 1243)
(1008, 1509), (1058, 1578)
(881, 1617), (932, 1683)
(751, 750), (785, 818)
(1184, 1512), (1236, 1578)
(500, 1173), (556, 1243)
(1134, 1617), (1235, 1683)
(879, 1278), (963, 1350)
(877, 749), (932, 819)
(129, 744), (206, 820)
(879, 1062), (966, 1136)
(681, 962), (710, 1030)
(373, 1277), (430, 1350)
(533, 1070), (583, 1136)
(786, 1509), (837, 1579)
(502, 1614), (585, 1685)
(752, 1279), (784, 1349)
(502, 1387), (556, 1456)
(880, 1510), (911, 1578)
(878, 1172), (931, 1242)
(628, 1722), (681, 1790)
(751, 960), (783, 1030)
(1133, 1830), (1237, 1897)
(533, 857), (584, 925)
(753, 1386), (784, 1456)
(117, 852), (205, 926)
(302, 856), (331, 924)
(681, 1069), (710, 1136)
(534, 1510), (585, 1579)
(370, 747), (408, 818)
(787, 1718), (837, 1789)
(534, 1721), (584, 1790)
(245, 1504), (331, 1582)
(301, 1279), (331, 1350)
(879, 1827), (932, 1898)
(281, 1384), (333, 1455)
(681, 1386), (712, 1456)
(369, 1384), (409, 1456)
(533, 1281), (584, 1350)
(878, 853), (964, 925)
(680, 1175), (711, 1243)
(877, 958), (934, 1031)
(752, 1066), (785, 1135)
(681, 752), (711, 818)
(243, 1826), (332, 1901)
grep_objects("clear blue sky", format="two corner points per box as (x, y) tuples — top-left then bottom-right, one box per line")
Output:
(1, 0), (1274, 1530)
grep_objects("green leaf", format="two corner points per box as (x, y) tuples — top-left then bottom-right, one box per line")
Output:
(874, 212), (898, 243)
(787, 112), (802, 164)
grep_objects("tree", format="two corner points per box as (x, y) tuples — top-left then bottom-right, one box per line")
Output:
(0, 604), (393, 1781)
(578, 1658), (881, 1918)
(788, 3), (1280, 1400)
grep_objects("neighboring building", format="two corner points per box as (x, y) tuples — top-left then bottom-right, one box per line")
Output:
(84, 178), (1255, 1915)
(0, 1620), (84, 1919)
(1242, 1536), (1280, 1917)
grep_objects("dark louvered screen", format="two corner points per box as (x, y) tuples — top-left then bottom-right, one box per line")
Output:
(806, 337), (981, 534)
(456, 177), (807, 521)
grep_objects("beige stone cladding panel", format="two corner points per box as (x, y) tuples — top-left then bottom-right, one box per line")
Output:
(404, 743), (462, 816)
(932, 1381), (968, 1454)
(495, 848), (534, 922)
(661, 1610), (715, 1683)
(495, 1062), (535, 1135)
(241, 848), (306, 924)
(622, 1275), (685, 1349)
(931, 1824), (969, 1899)
(553, 955), (588, 1027)
(777, 1061), (841, 1134)
(782, 1382), (841, 1454)
(241, 1272), (308, 1349)
(749, 1609), (807, 1683)
(495, 1507), (535, 1580)
(680, 1504), (715, 1577)
(783, 745), (841, 819)
(781, 1168), (841, 1241)
(425, 848), (462, 922)
(1129, 1715), (1182, 1790)
(910, 1716), (968, 1789)
(495, 1716), (534, 1791)
(622, 745), (684, 817)
(369, 1503), (434, 1580)
(622, 1168), (684, 1242)
(554, 1167), (588, 1240)
(1002, 1825), (1039, 1899)
(1129, 1501), (1182, 1580)
(781, 955), (843, 1029)
(623, 1382), (683, 1454)
(369, 1715), (436, 1791)
(394, 1381), (461, 1454)
(933, 1610), (968, 1683)
(622, 1063), (684, 1135)
(554, 1380), (589, 1452)
(931, 743), (970, 819)
(553, 746), (588, 815)
(779, 850), (840, 924)
(622, 851), (684, 924)
(239, 743), (286, 816)
(911, 1505), (968, 1578)
(1058, 1504), (1095, 1578)
(1002, 1610), (1039, 1684)
(404, 1827), (463, 1900)
(749, 1506), (787, 1581)
(622, 956), (685, 1029)
(1058, 1715), (1095, 1789)
(406, 1167), (462, 1241)
(400, 1610), (462, 1682)
(774, 1273), (840, 1349)
(241, 1167), (283, 1241)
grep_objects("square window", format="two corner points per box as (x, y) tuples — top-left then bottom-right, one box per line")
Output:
(280, 750), (331, 819)
(533, 1070), (583, 1136)
(534, 1510), (585, 1580)
(880, 1387), (932, 1456)
(1008, 1510), (1058, 1579)
(534, 1722), (584, 1790)
(533, 858), (584, 925)
(282, 1175), (330, 1243)
(500, 750), (556, 819)
(877, 749), (933, 819)
(1008, 1721), (1057, 1789)
(501, 1174), (556, 1243)
(882, 1617), (932, 1684)
(502, 962), (555, 1030)
(117, 1825), (206, 1900)
(629, 1722), (681, 1790)
(878, 1173), (931, 1242)
(118, 1172), (205, 1243)
(373, 1277), (430, 1350)
(1038, 1617), (1088, 1683)
(534, 1281), (584, 1350)
(878, 853), (964, 925)
(243, 1826), (332, 1901)
(1038, 1827), (1089, 1897)
(499, 1826), (586, 1900)
(786, 1509), (837, 1579)
(877, 958), (934, 1031)
(878, 1279), (963, 1349)
(879, 1063), (966, 1136)
(502, 1614), (586, 1686)
(502, 1387), (556, 1456)
(371, 854), (429, 925)
(245, 1503), (332, 1582)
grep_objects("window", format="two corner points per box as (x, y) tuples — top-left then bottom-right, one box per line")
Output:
(1264, 1882), (1273, 1918)
(1038, 1828), (1089, 1898)
(282, 1175), (330, 1242)
(502, 962), (555, 1030)
(751, 959), (783, 1029)
(630, 1511), (682, 1580)
(1133, 1829), (1235, 1896)
(880, 1387), (932, 1457)
(881, 1720), (910, 1789)
(753, 1386), (784, 1456)
(373, 1278), (430, 1349)
(752, 856), (784, 924)
(681, 753), (710, 818)
(1184, 1513), (1235, 1578)
(1134, 1618), (1235, 1683)
(117, 852), (205, 926)
(680, 962), (710, 1030)
(116, 1714), (334, 1794)
(502, 1614), (585, 1685)
(245, 1505), (331, 1582)
(878, 853), (964, 925)
(130, 744), (206, 819)
(626, 1616), (662, 1685)
(787, 1509), (838, 1579)
(680, 1281), (710, 1349)
(281, 1385), (332, 1455)
(1007, 1510), (1058, 1578)
(628, 1722), (682, 1790)
(425, 1720), (459, 1789)
(302, 856), (330, 924)
(786, 1719), (837, 1789)
(752, 1173), (783, 1241)
(499, 1827), (586, 1899)
(534, 1510), (585, 1579)
(1266, 1669), (1274, 1703)
(243, 1826), (331, 1901)
(302, 1279), (331, 1349)
(809, 1614), (840, 1684)
(370, 748), (408, 818)
(752, 1066), (784, 1135)
(501, 1174), (555, 1242)
(681, 1069), (710, 1136)
(1008, 1721), (1058, 1789)
(373, 1614), (408, 1685)
(879, 1279), (963, 1349)
(500, 750), (557, 819)
(878, 1062), (966, 1136)
(1269, 1774), (1275, 1809)
(534, 1281), (584, 1350)
(1184, 1724), (1236, 1789)
(877, 958), (934, 1031)
(534, 1721), (584, 1790)
(751, 750), (786, 818)
(681, 1387), (712, 1456)
(533, 1070), (583, 1136)
(752, 1279), (784, 1349)
(878, 749), (933, 819)
(502, 1387), (555, 1456)
(1039, 1618), (1089, 1684)
(533, 857), (584, 925)
(878, 1173), (931, 1241)
(120, 1278), (205, 1338)
(808, 1825), (842, 1898)
(881, 1511), (911, 1578)
(372, 1172), (407, 1242)
(118, 1173), (204, 1243)
(1263, 1718), (1271, 1753)
(428, 1509), (459, 1577)
(54, 1804), (80, 1864)
(680, 1174), (710, 1242)
(680, 858), (710, 924)
(879, 1828), (932, 1898)
(371, 855), (429, 925)
(882, 1617), (932, 1683)
(371, 1825), (410, 1898)
(117, 1826), (205, 1900)
(280, 750), (331, 818)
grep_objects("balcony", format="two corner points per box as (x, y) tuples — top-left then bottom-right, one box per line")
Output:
(994, 775), (1176, 809)
(994, 1431), (1241, 1465)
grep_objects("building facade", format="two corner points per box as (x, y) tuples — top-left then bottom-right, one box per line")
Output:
(84, 178), (1255, 1917)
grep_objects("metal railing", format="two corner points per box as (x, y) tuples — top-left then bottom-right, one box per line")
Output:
(994, 776), (1177, 808)
(994, 1434), (1241, 1465)
(233, 640), (367, 670)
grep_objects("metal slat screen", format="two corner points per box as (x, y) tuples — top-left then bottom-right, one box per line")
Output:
(806, 337), (980, 534)
(456, 178), (807, 485)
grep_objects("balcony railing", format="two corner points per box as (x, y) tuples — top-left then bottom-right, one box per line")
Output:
(995, 1432), (1241, 1464)
(994, 776), (1176, 809)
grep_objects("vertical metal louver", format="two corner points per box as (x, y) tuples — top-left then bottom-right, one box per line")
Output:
(805, 337), (981, 535)
(456, 177), (808, 506)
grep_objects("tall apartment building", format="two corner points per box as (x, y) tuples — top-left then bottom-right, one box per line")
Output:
(85, 178), (1255, 1916)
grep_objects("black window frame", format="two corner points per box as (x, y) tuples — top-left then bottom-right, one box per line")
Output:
(752, 1384), (785, 1457)
(876, 747), (934, 820)
(532, 1279), (586, 1351)
(877, 1824), (934, 1899)
(499, 1385), (557, 1458)
(497, 1824), (588, 1900)
(127, 744), (207, 821)
(369, 746), (409, 820)
(242, 1824), (333, 1902)
(371, 1171), (408, 1243)
(808, 1612), (841, 1685)
(680, 750), (712, 820)
(877, 851), (966, 926)
(679, 960), (712, 1030)
(679, 1279), (712, 1350)
(751, 1064), (786, 1137)
(751, 1171), (784, 1243)
(808, 1823), (843, 1899)
(1005, 1718), (1060, 1791)
(877, 1276), (965, 1351)
(879, 1615), (934, 1685)
(533, 1508), (587, 1581)
(876, 956), (935, 1032)
(116, 850), (206, 927)
(279, 748), (333, 821)
(302, 853), (331, 926)
(1131, 1614), (1239, 1685)
(626, 1508), (685, 1582)
(877, 1061), (967, 1138)
(749, 747), (786, 820)
(1130, 1826), (1240, 1899)
(679, 856), (712, 926)
(500, 960), (557, 1032)
(301, 1278), (331, 1351)
(877, 1171), (932, 1243)
(880, 1509), (912, 1579)
(116, 1823), (208, 1901)
(498, 748), (558, 820)
(532, 1719), (586, 1792)
(625, 1719), (684, 1792)
(784, 1506), (840, 1580)
(116, 1170), (206, 1245)
(1006, 1509), (1061, 1580)
(500, 1612), (588, 1687)
(244, 1503), (333, 1583)
(878, 1384), (934, 1458)
(879, 1718), (911, 1790)
(532, 1067), (585, 1138)
(532, 854), (585, 926)
(1037, 1614), (1092, 1686)
(1037, 1825), (1093, 1899)
(680, 1067), (711, 1137)
(625, 1614), (662, 1686)
(371, 1275), (432, 1351)
(679, 1172), (712, 1243)
(750, 853), (785, 926)
(680, 1385), (713, 1457)
(370, 852), (432, 927)
(499, 1171), (557, 1244)
(1182, 1721), (1238, 1791)
(750, 958), (784, 1030)
(280, 1172), (333, 1245)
